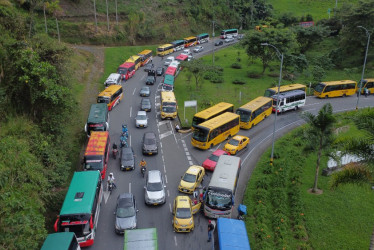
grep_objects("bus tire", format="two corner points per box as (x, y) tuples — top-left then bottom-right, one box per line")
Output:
(325, 95), (329, 99)
(209, 144), (213, 149)
(294, 106), (298, 111)
(343, 94), (346, 97)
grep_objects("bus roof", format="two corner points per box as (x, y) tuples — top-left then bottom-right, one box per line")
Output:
(165, 67), (177, 76)
(184, 36), (197, 40)
(208, 155), (241, 191)
(222, 28), (238, 32)
(158, 44), (173, 49)
(197, 112), (239, 130)
(87, 103), (108, 124)
(163, 74), (174, 85)
(319, 80), (357, 85)
(85, 131), (109, 156)
(175, 54), (188, 61)
(98, 85), (122, 98)
(60, 171), (101, 216)
(217, 218), (250, 250)
(272, 90), (305, 99)
(197, 33), (209, 37)
(138, 50), (152, 56)
(41, 232), (76, 250)
(118, 62), (135, 68)
(194, 102), (234, 120)
(363, 78), (374, 82)
(161, 91), (176, 102)
(124, 228), (158, 250)
(126, 55), (140, 63)
(238, 97), (272, 112)
(267, 83), (306, 92)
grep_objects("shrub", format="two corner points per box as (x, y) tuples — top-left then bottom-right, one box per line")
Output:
(232, 79), (246, 85)
(247, 71), (262, 78)
(231, 63), (242, 69)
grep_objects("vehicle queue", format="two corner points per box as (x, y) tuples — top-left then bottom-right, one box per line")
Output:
(46, 26), (374, 249)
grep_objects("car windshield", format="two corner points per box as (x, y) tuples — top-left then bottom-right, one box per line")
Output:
(147, 182), (163, 191)
(142, 99), (150, 105)
(141, 87), (149, 92)
(208, 154), (219, 162)
(147, 76), (154, 81)
(116, 205), (135, 218)
(176, 208), (191, 219)
(144, 138), (156, 145)
(182, 173), (197, 183)
(137, 115), (147, 120)
(228, 139), (240, 146)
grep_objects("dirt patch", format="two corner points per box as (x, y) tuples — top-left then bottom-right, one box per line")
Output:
(307, 188), (323, 195)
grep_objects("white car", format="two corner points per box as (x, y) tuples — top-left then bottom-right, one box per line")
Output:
(135, 111), (148, 128)
(181, 49), (192, 56)
(193, 46), (204, 53)
(225, 37), (235, 43)
(164, 56), (174, 66)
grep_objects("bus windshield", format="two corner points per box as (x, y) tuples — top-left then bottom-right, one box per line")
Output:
(314, 83), (326, 93)
(264, 89), (276, 97)
(192, 117), (205, 127)
(162, 106), (176, 112)
(192, 127), (209, 142)
(97, 96), (110, 104)
(236, 109), (251, 122)
(206, 188), (232, 210)
(83, 156), (103, 171)
(157, 47), (164, 52)
(118, 68), (128, 75)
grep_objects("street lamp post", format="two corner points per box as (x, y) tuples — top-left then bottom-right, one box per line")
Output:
(356, 26), (371, 110)
(261, 43), (283, 166)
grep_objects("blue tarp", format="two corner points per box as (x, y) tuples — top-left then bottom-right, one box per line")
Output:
(217, 218), (251, 250)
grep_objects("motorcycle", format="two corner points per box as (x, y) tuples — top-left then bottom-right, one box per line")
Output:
(120, 134), (128, 148)
(237, 204), (247, 220)
(112, 148), (118, 159)
(141, 166), (146, 178)
(108, 181), (114, 193)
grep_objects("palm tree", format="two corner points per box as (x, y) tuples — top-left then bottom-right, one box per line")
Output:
(302, 103), (336, 193)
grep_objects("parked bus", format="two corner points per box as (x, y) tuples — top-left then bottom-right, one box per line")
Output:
(314, 80), (357, 98)
(117, 62), (135, 81)
(160, 91), (177, 119)
(359, 78), (374, 95)
(161, 74), (175, 92)
(171, 40), (185, 52)
(85, 103), (109, 136)
(169, 61), (181, 75)
(165, 66), (177, 77)
(192, 102), (234, 129)
(175, 54), (188, 62)
(126, 55), (142, 71)
(97, 84), (123, 111)
(41, 232), (81, 250)
(83, 131), (110, 179)
(138, 50), (153, 67)
(220, 29), (238, 39)
(157, 44), (174, 56)
(184, 36), (197, 48)
(54, 171), (103, 247)
(236, 96), (273, 129)
(191, 112), (240, 150)
(264, 83), (307, 97)
(272, 90), (306, 113)
(203, 155), (241, 218)
(197, 33), (209, 44)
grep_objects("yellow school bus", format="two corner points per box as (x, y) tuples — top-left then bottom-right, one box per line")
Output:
(314, 80), (357, 98)
(97, 85), (123, 111)
(184, 36), (197, 48)
(359, 78), (374, 95)
(126, 55), (142, 70)
(157, 44), (174, 57)
(138, 50), (153, 66)
(191, 112), (240, 150)
(160, 91), (177, 119)
(236, 97), (273, 129)
(264, 83), (307, 97)
(192, 102), (234, 129)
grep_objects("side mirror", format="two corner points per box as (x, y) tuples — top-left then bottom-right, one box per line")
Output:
(136, 209), (139, 213)
(144, 186), (146, 189)
(113, 212), (116, 215)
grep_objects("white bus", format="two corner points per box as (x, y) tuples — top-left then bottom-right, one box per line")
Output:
(271, 90), (306, 113)
(203, 155), (241, 218)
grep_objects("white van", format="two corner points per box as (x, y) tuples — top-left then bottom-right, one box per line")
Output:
(164, 56), (174, 66)
(104, 73), (121, 87)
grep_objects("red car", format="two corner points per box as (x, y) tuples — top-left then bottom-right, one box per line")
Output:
(202, 149), (229, 171)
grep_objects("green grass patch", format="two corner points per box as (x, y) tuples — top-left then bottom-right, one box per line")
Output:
(243, 109), (374, 249)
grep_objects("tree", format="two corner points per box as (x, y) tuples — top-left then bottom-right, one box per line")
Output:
(45, 0), (62, 42)
(182, 59), (207, 90)
(302, 103), (336, 193)
(241, 27), (298, 73)
(292, 25), (329, 53)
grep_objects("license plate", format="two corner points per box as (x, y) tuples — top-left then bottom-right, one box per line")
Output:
(153, 203), (158, 206)
(183, 189), (188, 192)
(148, 153), (152, 155)
(126, 167), (131, 170)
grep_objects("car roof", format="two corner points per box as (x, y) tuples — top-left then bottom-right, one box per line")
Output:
(121, 147), (133, 153)
(144, 132), (156, 138)
(166, 56), (174, 60)
(186, 165), (203, 174)
(148, 170), (162, 183)
(118, 192), (133, 200)
(176, 196), (191, 208)
(212, 149), (227, 156)
(137, 111), (146, 115)
(232, 135), (248, 140)
(141, 86), (149, 89)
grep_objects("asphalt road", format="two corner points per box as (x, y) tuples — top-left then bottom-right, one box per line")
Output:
(89, 38), (374, 250)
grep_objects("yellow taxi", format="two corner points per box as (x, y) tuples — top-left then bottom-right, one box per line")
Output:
(178, 165), (205, 194)
(223, 135), (250, 155)
(172, 196), (201, 233)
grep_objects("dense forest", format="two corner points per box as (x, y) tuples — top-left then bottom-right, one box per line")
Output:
(0, 0), (373, 248)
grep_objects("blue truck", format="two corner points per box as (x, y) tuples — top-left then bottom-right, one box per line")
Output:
(216, 218), (251, 250)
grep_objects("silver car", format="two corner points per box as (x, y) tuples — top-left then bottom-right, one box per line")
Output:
(135, 111), (148, 128)
(193, 46), (204, 53)
(114, 193), (138, 234)
(144, 170), (166, 205)
(139, 86), (150, 97)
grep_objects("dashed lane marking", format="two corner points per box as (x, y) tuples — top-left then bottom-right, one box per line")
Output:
(160, 130), (173, 139)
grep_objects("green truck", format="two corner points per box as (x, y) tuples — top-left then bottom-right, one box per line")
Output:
(124, 228), (158, 250)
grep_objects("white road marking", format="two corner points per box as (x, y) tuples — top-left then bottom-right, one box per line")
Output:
(189, 161), (193, 165)
(158, 120), (169, 126)
(129, 135), (131, 146)
(155, 103), (160, 107)
(169, 203), (172, 213)
(141, 75), (145, 80)
(181, 132), (192, 139)
(167, 189), (170, 197)
(130, 106), (132, 117)
(185, 152), (190, 156)
(160, 130), (173, 139)
(187, 156), (191, 161)
(132, 88), (136, 95)
(155, 95), (160, 99)
(129, 182), (131, 193)
(174, 236), (177, 246)
(104, 191), (110, 204)
(163, 163), (166, 172)
(165, 175), (168, 184)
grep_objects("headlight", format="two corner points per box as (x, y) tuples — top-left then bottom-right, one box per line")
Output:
(174, 219), (179, 225)
(121, 165), (124, 169)
(189, 219), (193, 225)
(115, 224), (120, 230)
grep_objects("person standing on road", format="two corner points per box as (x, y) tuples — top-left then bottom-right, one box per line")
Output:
(207, 220), (214, 242)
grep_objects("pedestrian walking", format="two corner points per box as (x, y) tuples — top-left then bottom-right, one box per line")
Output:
(364, 87), (369, 97)
(207, 220), (214, 242)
